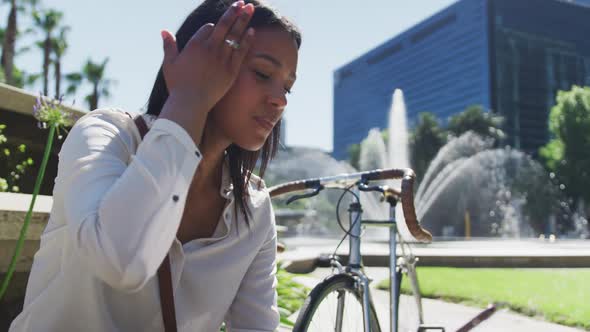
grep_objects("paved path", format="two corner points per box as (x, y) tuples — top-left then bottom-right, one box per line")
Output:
(278, 267), (585, 332)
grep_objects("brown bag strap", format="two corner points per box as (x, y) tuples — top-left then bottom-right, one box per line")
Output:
(126, 112), (178, 332)
(157, 255), (178, 332)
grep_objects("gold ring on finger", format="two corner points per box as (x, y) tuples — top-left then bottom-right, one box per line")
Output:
(224, 38), (240, 50)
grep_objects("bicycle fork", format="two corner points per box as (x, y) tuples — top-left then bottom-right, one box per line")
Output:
(346, 187), (374, 332)
(333, 273), (373, 332)
(388, 201), (400, 332)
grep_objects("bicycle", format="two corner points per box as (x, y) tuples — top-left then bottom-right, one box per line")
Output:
(269, 168), (445, 332)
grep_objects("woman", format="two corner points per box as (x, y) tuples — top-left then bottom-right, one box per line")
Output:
(9, 0), (301, 331)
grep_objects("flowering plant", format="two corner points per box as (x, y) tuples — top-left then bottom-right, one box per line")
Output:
(0, 124), (35, 193)
(0, 95), (80, 300)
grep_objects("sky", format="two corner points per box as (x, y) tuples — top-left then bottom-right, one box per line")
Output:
(4, 0), (457, 152)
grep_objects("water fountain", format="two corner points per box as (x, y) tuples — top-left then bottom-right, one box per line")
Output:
(417, 146), (546, 237)
(266, 88), (588, 239)
(352, 89), (581, 239)
(356, 90), (415, 240)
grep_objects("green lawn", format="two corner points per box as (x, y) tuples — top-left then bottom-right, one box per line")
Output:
(277, 262), (310, 327)
(377, 268), (590, 330)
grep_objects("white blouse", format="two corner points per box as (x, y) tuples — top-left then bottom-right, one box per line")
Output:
(9, 108), (280, 332)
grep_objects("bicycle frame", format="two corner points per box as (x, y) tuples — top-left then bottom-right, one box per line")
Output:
(330, 186), (402, 332)
(268, 167), (434, 332)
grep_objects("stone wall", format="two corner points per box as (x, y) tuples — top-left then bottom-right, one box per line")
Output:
(0, 191), (52, 330)
(0, 191), (53, 272)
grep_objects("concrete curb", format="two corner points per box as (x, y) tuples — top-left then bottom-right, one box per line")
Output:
(278, 239), (590, 273)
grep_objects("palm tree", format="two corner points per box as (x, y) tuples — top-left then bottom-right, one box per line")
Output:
(66, 58), (115, 110)
(64, 71), (81, 97)
(50, 25), (70, 99)
(0, 26), (4, 50)
(32, 8), (63, 96)
(1, 0), (18, 85)
(0, 27), (4, 83)
(1, 0), (39, 85)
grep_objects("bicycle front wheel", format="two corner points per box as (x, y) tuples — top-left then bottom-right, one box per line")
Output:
(293, 274), (381, 332)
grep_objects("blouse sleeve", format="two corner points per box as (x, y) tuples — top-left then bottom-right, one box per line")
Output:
(224, 205), (280, 332)
(59, 110), (201, 292)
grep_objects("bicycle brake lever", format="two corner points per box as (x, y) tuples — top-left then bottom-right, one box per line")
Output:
(286, 185), (324, 205)
(358, 181), (385, 193)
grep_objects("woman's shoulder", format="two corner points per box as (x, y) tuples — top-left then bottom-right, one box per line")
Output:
(73, 107), (159, 141)
(247, 173), (272, 207)
(75, 108), (155, 127)
(65, 108), (147, 157)
(74, 107), (132, 131)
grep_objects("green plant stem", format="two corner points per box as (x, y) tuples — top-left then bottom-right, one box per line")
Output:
(0, 125), (55, 300)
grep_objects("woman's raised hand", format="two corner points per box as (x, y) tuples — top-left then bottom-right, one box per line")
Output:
(160, 1), (255, 112)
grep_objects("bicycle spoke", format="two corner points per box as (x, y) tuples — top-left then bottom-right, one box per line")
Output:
(307, 289), (364, 332)
(335, 290), (345, 332)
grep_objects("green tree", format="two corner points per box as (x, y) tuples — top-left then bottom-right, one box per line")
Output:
(2, 0), (20, 85)
(1, 0), (39, 85)
(0, 26), (4, 57)
(381, 128), (388, 144)
(348, 128), (389, 170)
(540, 85), (590, 208)
(50, 25), (70, 98)
(0, 23), (38, 88)
(32, 8), (63, 96)
(447, 105), (504, 140)
(66, 57), (115, 110)
(409, 112), (446, 182)
(347, 143), (360, 170)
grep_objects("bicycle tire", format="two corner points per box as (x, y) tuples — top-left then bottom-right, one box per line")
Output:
(395, 265), (423, 331)
(293, 274), (381, 332)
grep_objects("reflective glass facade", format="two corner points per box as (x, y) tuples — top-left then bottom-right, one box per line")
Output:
(491, 0), (590, 154)
(333, 0), (590, 159)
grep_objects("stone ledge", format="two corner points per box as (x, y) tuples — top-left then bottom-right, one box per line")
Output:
(0, 82), (86, 117)
(0, 192), (51, 273)
(0, 192), (52, 241)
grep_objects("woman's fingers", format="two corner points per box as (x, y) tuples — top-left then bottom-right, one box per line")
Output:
(230, 27), (255, 71)
(159, 1), (257, 110)
(208, 1), (244, 47)
(220, 4), (254, 59)
(187, 23), (215, 48)
(161, 29), (178, 66)
(162, 23), (214, 67)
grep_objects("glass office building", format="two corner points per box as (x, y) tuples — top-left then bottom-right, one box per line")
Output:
(333, 0), (590, 160)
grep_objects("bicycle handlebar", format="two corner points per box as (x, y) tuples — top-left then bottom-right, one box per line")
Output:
(268, 168), (432, 243)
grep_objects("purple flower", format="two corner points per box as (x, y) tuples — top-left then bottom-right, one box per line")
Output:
(33, 94), (81, 140)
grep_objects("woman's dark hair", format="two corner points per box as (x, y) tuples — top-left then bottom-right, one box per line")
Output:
(145, 0), (302, 228)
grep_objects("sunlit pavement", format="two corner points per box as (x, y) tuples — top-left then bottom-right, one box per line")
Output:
(279, 267), (584, 332)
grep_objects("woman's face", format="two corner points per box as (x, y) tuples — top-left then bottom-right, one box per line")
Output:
(210, 26), (298, 151)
